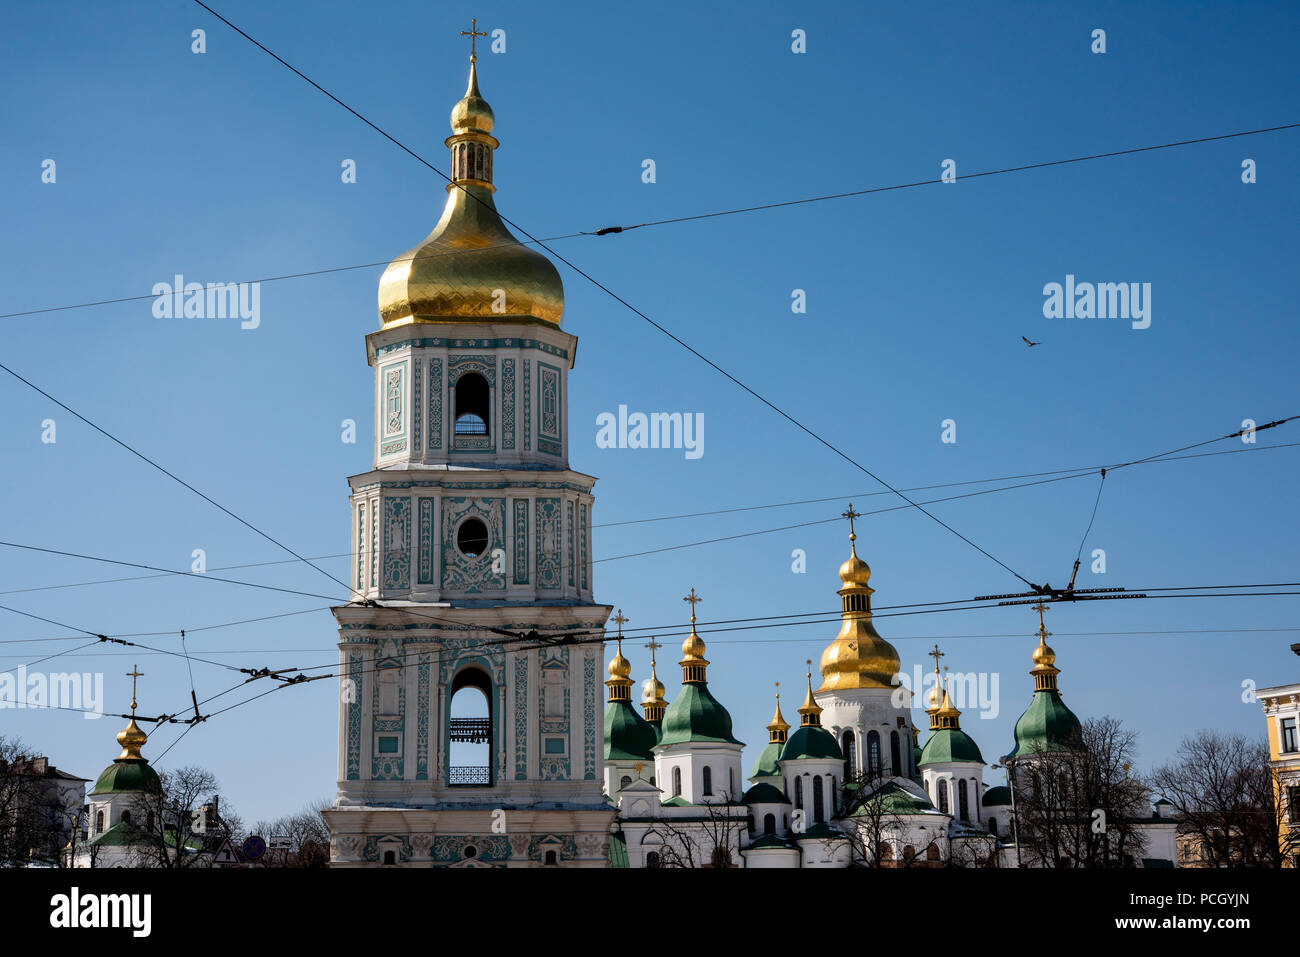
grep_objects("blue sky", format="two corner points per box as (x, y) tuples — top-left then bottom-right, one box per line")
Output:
(2, 0), (1297, 825)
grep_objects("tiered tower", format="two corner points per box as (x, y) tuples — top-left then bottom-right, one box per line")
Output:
(325, 42), (614, 868)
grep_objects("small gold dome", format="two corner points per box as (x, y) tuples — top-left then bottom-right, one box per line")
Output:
(116, 718), (148, 761)
(450, 61), (494, 134)
(839, 550), (872, 586)
(1032, 638), (1056, 668)
(642, 673), (666, 704)
(608, 648), (631, 680)
(936, 687), (961, 719)
(924, 677), (944, 712)
(681, 629), (706, 660)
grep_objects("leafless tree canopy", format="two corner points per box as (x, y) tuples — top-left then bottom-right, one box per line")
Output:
(253, 798), (332, 868)
(1150, 730), (1296, 868)
(1012, 716), (1149, 868)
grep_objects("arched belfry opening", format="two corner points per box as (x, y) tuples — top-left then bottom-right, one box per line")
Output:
(449, 667), (492, 785)
(454, 372), (490, 436)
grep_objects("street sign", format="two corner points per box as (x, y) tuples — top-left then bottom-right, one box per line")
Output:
(242, 835), (267, 861)
(212, 839), (238, 865)
(268, 835), (292, 851)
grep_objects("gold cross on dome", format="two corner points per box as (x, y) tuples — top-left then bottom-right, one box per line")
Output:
(126, 665), (143, 714)
(841, 503), (861, 542)
(461, 18), (488, 60)
(1033, 602), (1051, 638)
(683, 588), (702, 622)
(644, 637), (662, 668)
(928, 644), (944, 673)
(612, 609), (628, 637)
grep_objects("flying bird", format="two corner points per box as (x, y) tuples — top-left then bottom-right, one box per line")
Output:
(1022, 336), (1041, 347)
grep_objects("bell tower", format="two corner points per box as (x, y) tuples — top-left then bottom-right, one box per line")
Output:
(324, 39), (614, 868)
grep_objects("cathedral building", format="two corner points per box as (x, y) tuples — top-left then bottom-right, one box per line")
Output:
(325, 43), (1178, 869)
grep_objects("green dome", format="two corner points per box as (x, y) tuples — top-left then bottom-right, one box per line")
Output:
(982, 785), (1012, 807)
(919, 728), (985, 766)
(742, 782), (789, 805)
(1006, 690), (1082, 760)
(604, 700), (657, 761)
(780, 725), (843, 763)
(751, 740), (784, 780)
(659, 683), (742, 746)
(91, 758), (160, 795)
(849, 780), (937, 817)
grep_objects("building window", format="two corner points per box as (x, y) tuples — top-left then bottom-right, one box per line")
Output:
(890, 730), (901, 776)
(619, 775), (632, 791)
(448, 667), (492, 786)
(702, 766), (712, 796)
(95, 811), (104, 834)
(646, 851), (661, 868)
(1282, 717), (1298, 754)
(938, 780), (950, 815)
(672, 767), (681, 797)
(989, 816), (998, 834)
(729, 767), (735, 798)
(867, 731), (881, 775)
(842, 730), (856, 780)
(383, 851), (395, 865)
(454, 372), (490, 435)
(958, 779), (970, 821)
(544, 850), (558, 866)
(813, 775), (825, 823)
(763, 813), (776, 835)
(120, 810), (131, 826)
(794, 776), (803, 810)
(456, 518), (490, 558)
(710, 847), (732, 868)
(1289, 786), (1300, 824)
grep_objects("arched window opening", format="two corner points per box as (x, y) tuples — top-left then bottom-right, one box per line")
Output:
(958, 779), (970, 821)
(454, 373), (490, 435)
(813, 775), (825, 823)
(456, 518), (490, 558)
(619, 775), (632, 791)
(702, 766), (713, 796)
(794, 776), (804, 810)
(646, 851), (661, 868)
(926, 842), (940, 861)
(938, 780), (950, 815)
(383, 851), (396, 866)
(120, 810), (131, 826)
(95, 811), (104, 834)
(867, 731), (881, 776)
(890, 730), (901, 776)
(672, 767), (682, 797)
(763, 813), (776, 835)
(449, 667), (492, 785)
(842, 730), (857, 781)
(544, 850), (558, 866)
(989, 816), (998, 835)
(146, 811), (154, 832)
(729, 767), (735, 799)
(903, 844), (916, 863)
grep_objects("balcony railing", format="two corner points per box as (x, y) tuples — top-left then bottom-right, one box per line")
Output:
(448, 718), (491, 743)
(449, 766), (491, 786)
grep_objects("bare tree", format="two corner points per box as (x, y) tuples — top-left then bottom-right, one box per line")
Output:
(254, 798), (331, 868)
(1150, 730), (1296, 868)
(131, 765), (238, 868)
(1012, 716), (1149, 868)
(837, 767), (913, 868)
(652, 790), (747, 868)
(0, 737), (66, 866)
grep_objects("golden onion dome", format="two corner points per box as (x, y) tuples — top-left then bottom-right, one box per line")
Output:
(817, 529), (901, 692)
(681, 628), (706, 661)
(608, 647), (631, 680)
(642, 673), (666, 704)
(116, 718), (148, 761)
(924, 675), (944, 712)
(377, 59), (564, 328)
(1032, 638), (1057, 668)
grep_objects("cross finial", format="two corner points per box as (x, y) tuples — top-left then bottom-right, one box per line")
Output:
(461, 17), (488, 61)
(612, 609), (628, 637)
(126, 665), (143, 714)
(774, 680), (781, 703)
(841, 503), (862, 544)
(644, 637), (662, 671)
(1033, 602), (1051, 640)
(683, 587), (702, 623)
(928, 644), (944, 674)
